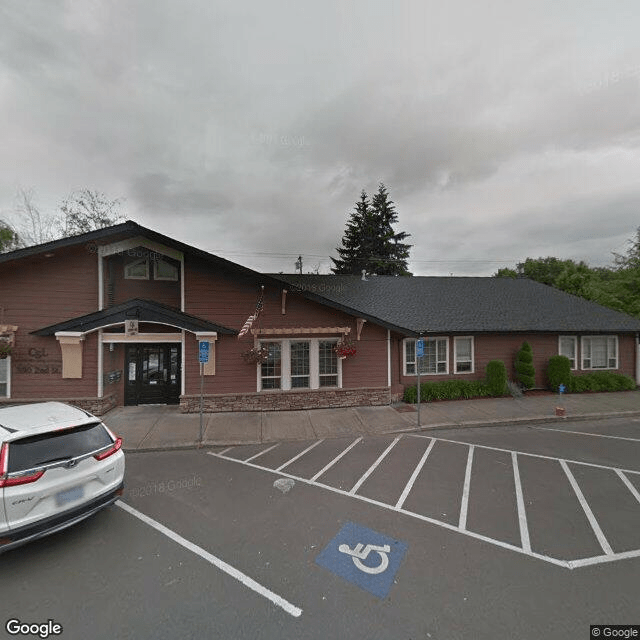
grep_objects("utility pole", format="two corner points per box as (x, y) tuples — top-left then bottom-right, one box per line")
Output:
(295, 256), (303, 274)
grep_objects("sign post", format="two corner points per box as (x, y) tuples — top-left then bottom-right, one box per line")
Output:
(416, 336), (424, 427)
(198, 341), (210, 446)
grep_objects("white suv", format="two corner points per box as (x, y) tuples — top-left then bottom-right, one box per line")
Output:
(0, 402), (125, 553)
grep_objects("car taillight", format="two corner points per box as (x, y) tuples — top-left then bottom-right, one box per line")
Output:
(0, 443), (45, 487)
(94, 437), (122, 461)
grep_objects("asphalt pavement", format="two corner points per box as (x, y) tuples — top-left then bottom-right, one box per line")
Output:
(104, 390), (640, 451)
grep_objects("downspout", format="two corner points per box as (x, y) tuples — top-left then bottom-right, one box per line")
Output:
(387, 330), (391, 388)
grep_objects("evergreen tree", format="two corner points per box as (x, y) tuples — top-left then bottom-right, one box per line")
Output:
(515, 341), (535, 389)
(331, 191), (373, 275)
(331, 184), (412, 276)
(369, 184), (412, 275)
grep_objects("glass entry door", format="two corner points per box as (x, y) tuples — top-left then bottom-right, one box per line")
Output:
(125, 343), (181, 405)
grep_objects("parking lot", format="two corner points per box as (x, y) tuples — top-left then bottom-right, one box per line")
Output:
(1, 418), (639, 639)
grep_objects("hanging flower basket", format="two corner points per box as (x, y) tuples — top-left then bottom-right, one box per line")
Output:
(0, 344), (12, 359)
(334, 339), (356, 359)
(242, 346), (269, 365)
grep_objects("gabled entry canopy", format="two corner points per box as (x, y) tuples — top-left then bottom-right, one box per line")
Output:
(32, 299), (236, 336)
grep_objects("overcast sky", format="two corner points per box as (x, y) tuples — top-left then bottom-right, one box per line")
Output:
(1, 1), (639, 275)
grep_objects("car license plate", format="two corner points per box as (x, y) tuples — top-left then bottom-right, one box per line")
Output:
(56, 485), (84, 506)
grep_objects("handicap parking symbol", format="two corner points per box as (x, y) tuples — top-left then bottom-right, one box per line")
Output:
(315, 522), (408, 598)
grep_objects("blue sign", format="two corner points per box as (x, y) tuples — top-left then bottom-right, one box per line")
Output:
(198, 341), (210, 363)
(315, 522), (408, 599)
(416, 339), (424, 358)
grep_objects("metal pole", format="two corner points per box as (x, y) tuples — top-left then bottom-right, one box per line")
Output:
(417, 332), (423, 428)
(199, 362), (204, 446)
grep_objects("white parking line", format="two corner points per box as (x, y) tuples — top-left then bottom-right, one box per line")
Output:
(534, 426), (640, 442)
(395, 438), (436, 509)
(458, 446), (474, 531)
(408, 434), (640, 476)
(117, 501), (302, 618)
(218, 446), (234, 456)
(349, 437), (401, 495)
(310, 437), (362, 482)
(208, 439), (640, 570)
(616, 469), (640, 505)
(512, 452), (531, 553)
(244, 444), (280, 463)
(276, 439), (325, 472)
(560, 460), (614, 556)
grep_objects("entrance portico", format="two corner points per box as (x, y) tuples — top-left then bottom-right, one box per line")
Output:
(32, 299), (236, 407)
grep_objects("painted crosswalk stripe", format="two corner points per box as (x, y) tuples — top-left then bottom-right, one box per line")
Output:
(244, 443), (280, 463)
(350, 437), (401, 495)
(395, 438), (436, 509)
(310, 437), (362, 482)
(560, 460), (613, 556)
(117, 501), (302, 618)
(458, 445), (475, 531)
(276, 439), (325, 472)
(512, 452), (531, 553)
(616, 469), (640, 505)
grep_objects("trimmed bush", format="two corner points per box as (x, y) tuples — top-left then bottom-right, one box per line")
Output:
(515, 341), (535, 389)
(486, 360), (508, 396)
(403, 379), (492, 403)
(547, 355), (572, 392)
(568, 372), (635, 393)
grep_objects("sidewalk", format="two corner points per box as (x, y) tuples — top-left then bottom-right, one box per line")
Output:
(106, 390), (640, 452)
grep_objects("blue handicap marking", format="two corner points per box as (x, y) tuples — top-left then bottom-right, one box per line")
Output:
(315, 522), (408, 599)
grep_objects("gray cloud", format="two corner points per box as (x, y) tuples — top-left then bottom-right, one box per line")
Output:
(0, 0), (639, 278)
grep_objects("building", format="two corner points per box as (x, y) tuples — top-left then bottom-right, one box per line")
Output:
(0, 221), (638, 414)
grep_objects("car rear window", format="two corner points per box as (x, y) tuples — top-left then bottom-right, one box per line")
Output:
(7, 422), (113, 472)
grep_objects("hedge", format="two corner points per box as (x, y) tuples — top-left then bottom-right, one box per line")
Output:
(403, 379), (492, 403)
(547, 355), (572, 391)
(567, 372), (635, 393)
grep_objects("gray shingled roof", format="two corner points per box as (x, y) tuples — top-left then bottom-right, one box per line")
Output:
(268, 275), (640, 335)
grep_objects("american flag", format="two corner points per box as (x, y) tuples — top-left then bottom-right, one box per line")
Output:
(238, 289), (264, 339)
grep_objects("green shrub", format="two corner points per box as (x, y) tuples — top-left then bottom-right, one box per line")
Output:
(402, 379), (493, 403)
(547, 355), (572, 391)
(568, 372), (636, 393)
(515, 341), (535, 389)
(486, 360), (507, 396)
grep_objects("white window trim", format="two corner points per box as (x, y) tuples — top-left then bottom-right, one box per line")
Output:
(403, 337), (449, 376)
(124, 258), (149, 280)
(153, 257), (180, 281)
(0, 356), (10, 399)
(453, 336), (474, 374)
(558, 335), (578, 370)
(257, 338), (341, 391)
(580, 335), (618, 370)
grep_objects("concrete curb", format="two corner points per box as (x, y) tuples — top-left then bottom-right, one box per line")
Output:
(122, 409), (640, 452)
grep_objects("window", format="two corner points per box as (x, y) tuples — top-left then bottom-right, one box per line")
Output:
(319, 340), (338, 387)
(581, 336), (618, 370)
(404, 338), (448, 375)
(260, 342), (282, 389)
(0, 357), (9, 398)
(290, 341), (310, 388)
(154, 257), (179, 281)
(559, 336), (577, 369)
(124, 258), (149, 280)
(454, 337), (474, 373)
(258, 339), (340, 390)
